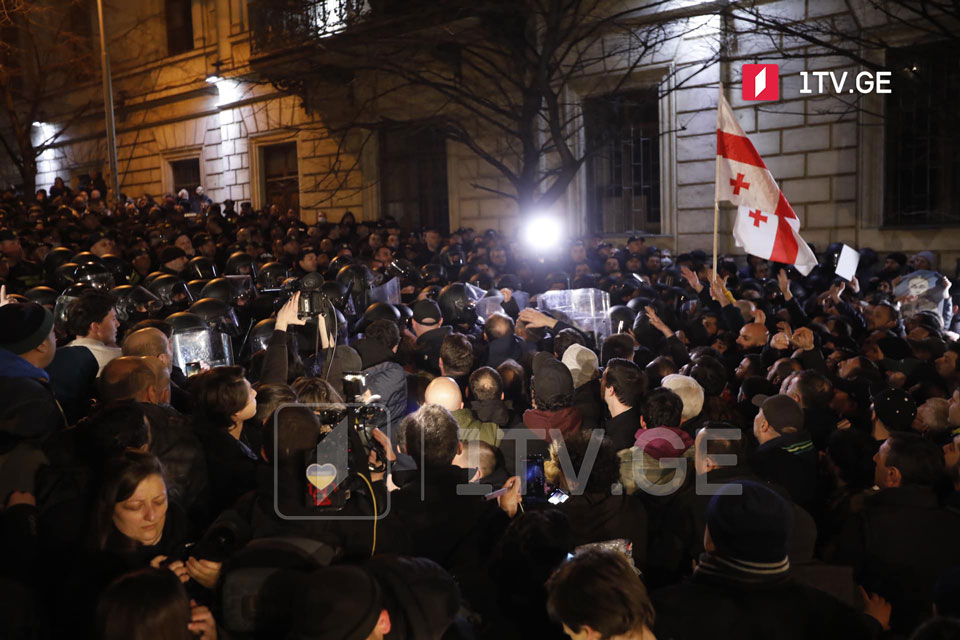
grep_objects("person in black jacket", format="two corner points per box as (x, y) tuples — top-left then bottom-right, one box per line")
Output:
(190, 365), (259, 516)
(411, 299), (452, 376)
(600, 358), (646, 451)
(749, 393), (818, 512)
(384, 404), (521, 619)
(652, 481), (879, 640)
(547, 430), (648, 569)
(830, 431), (960, 634)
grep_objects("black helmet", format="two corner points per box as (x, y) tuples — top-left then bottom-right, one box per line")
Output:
(258, 262), (290, 290)
(148, 275), (193, 312)
(200, 278), (234, 304)
(53, 262), (79, 291)
(166, 311), (208, 334)
(183, 256), (218, 281)
(420, 263), (448, 287)
(24, 286), (59, 308)
(358, 301), (401, 332)
(112, 285), (164, 324)
(336, 264), (374, 314)
(608, 305), (637, 334)
(74, 260), (115, 290)
(327, 255), (355, 280)
(101, 254), (133, 286)
(71, 251), (102, 265)
(54, 282), (94, 329)
(385, 258), (420, 287)
(142, 271), (167, 288)
(440, 248), (466, 271)
(496, 274), (521, 291)
(249, 318), (276, 354)
(320, 280), (348, 312)
(438, 283), (478, 327)
(43, 247), (74, 283)
(186, 279), (209, 300)
(396, 303), (413, 325)
(225, 251), (256, 277)
(189, 297), (241, 337)
(469, 272), (494, 291)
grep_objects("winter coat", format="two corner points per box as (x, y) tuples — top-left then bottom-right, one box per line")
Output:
(452, 408), (502, 447)
(45, 345), (99, 426)
(558, 492), (648, 568)
(750, 430), (818, 511)
(652, 563), (874, 640)
(0, 349), (66, 442)
(829, 484), (960, 633)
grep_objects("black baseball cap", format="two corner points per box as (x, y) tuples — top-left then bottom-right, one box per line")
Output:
(752, 394), (804, 433)
(412, 299), (441, 326)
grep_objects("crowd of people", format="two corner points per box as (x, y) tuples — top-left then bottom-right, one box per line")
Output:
(1, 181), (960, 640)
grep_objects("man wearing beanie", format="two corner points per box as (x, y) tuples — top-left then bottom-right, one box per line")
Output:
(0, 302), (64, 500)
(652, 481), (877, 639)
(503, 352), (583, 468)
(749, 394), (818, 511)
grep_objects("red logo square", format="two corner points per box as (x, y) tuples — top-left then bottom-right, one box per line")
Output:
(742, 64), (779, 101)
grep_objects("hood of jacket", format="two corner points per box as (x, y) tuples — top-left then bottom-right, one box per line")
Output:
(452, 408), (503, 447)
(0, 348), (49, 382)
(522, 406), (582, 442)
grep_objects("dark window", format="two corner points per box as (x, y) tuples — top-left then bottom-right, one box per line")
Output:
(262, 141), (299, 215)
(379, 125), (449, 232)
(584, 89), (660, 234)
(166, 0), (195, 57)
(170, 158), (201, 195)
(884, 41), (960, 227)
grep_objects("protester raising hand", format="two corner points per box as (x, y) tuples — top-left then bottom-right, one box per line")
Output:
(275, 291), (308, 332)
(680, 265), (703, 293)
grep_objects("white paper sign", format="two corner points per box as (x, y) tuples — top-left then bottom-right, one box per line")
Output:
(835, 245), (860, 282)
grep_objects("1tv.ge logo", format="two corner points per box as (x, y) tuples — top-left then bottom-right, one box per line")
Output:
(741, 63), (892, 101)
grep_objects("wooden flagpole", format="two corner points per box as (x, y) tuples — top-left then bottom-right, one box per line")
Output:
(713, 82), (723, 285)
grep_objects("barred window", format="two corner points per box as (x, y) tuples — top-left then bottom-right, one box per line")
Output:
(884, 41), (960, 227)
(584, 88), (661, 234)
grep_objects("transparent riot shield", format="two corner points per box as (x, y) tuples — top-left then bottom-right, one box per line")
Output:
(536, 288), (611, 350)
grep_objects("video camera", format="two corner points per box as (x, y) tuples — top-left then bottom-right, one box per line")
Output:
(263, 272), (330, 319)
(301, 372), (389, 512)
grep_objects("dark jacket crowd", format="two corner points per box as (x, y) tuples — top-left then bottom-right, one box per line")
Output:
(1, 182), (960, 640)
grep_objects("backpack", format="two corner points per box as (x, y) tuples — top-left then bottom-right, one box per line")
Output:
(220, 536), (338, 637)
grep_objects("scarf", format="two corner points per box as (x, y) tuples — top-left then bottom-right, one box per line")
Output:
(694, 552), (791, 587)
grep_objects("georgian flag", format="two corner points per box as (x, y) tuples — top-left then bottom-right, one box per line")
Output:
(716, 93), (818, 275)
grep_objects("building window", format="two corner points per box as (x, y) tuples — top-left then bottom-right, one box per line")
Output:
(884, 41), (960, 227)
(261, 141), (300, 214)
(379, 125), (449, 232)
(584, 88), (660, 234)
(169, 157), (201, 195)
(166, 0), (195, 57)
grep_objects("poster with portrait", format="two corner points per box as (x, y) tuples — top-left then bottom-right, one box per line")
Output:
(893, 270), (946, 321)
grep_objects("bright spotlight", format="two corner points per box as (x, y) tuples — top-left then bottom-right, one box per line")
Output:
(522, 214), (563, 252)
(205, 75), (221, 84)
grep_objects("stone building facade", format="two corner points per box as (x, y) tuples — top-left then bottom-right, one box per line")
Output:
(2, 0), (957, 271)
